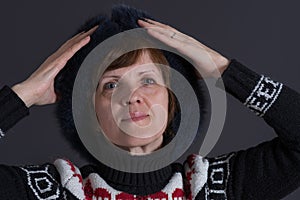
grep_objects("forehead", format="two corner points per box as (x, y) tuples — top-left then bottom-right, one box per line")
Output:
(102, 63), (161, 77)
(102, 52), (162, 77)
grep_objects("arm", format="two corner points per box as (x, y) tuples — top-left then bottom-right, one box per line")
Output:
(0, 26), (97, 137)
(0, 26), (98, 199)
(0, 86), (29, 138)
(138, 19), (300, 199)
(218, 60), (300, 200)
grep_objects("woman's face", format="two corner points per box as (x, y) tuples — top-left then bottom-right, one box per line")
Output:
(95, 52), (169, 154)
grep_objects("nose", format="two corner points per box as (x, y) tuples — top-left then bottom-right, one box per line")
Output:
(123, 89), (144, 106)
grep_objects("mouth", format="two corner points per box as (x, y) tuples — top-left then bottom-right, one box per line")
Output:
(122, 111), (150, 122)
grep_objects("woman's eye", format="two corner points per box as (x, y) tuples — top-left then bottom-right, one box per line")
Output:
(103, 82), (118, 90)
(142, 78), (156, 85)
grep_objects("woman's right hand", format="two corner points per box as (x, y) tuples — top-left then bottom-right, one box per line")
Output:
(12, 26), (98, 108)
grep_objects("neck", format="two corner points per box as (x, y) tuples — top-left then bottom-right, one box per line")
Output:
(119, 136), (163, 155)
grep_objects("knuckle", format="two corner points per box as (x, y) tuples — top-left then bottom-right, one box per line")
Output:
(68, 46), (76, 54)
(166, 25), (172, 29)
(53, 57), (67, 67)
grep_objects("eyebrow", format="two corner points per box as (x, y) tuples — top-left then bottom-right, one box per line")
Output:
(101, 75), (120, 79)
(138, 69), (156, 75)
(102, 69), (157, 79)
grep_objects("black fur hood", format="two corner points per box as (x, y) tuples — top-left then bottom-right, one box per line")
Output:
(54, 4), (210, 163)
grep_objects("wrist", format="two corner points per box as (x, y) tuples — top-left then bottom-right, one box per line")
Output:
(217, 56), (230, 76)
(12, 83), (35, 108)
(210, 56), (230, 79)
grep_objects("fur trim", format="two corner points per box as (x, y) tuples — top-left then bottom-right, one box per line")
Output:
(54, 4), (210, 163)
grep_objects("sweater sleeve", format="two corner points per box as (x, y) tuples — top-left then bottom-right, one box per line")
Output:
(0, 163), (69, 199)
(0, 85), (29, 138)
(212, 60), (300, 200)
(0, 86), (78, 199)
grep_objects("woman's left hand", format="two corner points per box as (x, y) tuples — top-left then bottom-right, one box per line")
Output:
(138, 19), (230, 78)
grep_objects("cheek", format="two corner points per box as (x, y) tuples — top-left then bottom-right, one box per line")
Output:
(150, 87), (169, 109)
(95, 96), (113, 127)
(144, 87), (169, 124)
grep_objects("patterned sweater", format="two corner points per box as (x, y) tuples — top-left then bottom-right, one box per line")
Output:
(0, 60), (299, 200)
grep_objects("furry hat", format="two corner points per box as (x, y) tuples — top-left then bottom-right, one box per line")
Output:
(54, 4), (210, 164)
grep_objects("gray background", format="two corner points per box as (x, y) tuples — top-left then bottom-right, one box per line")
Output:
(0, 0), (299, 199)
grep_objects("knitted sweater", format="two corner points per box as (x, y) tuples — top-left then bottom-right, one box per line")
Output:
(0, 60), (299, 200)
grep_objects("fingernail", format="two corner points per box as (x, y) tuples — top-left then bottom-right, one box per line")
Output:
(141, 17), (150, 22)
(138, 18), (145, 22)
(144, 18), (155, 24)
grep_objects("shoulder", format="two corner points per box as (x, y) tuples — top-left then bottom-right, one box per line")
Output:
(183, 153), (236, 199)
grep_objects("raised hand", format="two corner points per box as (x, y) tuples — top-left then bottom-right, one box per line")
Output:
(12, 26), (98, 107)
(137, 19), (229, 78)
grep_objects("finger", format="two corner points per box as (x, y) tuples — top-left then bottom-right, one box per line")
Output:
(138, 20), (179, 38)
(55, 25), (98, 59)
(55, 35), (91, 69)
(137, 19), (157, 29)
(60, 25), (99, 50)
(148, 26), (187, 42)
(34, 26), (97, 79)
(139, 19), (177, 32)
(44, 66), (60, 80)
(61, 31), (86, 48)
(79, 25), (99, 38)
(138, 19), (168, 29)
(146, 27), (182, 48)
(74, 25), (99, 39)
(64, 32), (84, 44)
(72, 31), (86, 38)
(144, 18), (168, 27)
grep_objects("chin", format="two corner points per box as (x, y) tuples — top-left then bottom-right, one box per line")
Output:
(114, 134), (163, 149)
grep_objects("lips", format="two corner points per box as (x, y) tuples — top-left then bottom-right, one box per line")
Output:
(122, 111), (149, 122)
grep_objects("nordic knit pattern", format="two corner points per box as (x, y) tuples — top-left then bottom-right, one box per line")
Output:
(0, 128), (4, 138)
(0, 59), (299, 200)
(244, 75), (283, 117)
(20, 165), (64, 199)
(54, 159), (187, 200)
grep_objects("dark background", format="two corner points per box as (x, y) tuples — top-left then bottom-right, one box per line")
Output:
(0, 0), (299, 199)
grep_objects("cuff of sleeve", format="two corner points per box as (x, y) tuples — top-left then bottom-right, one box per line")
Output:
(216, 59), (284, 117)
(0, 85), (29, 136)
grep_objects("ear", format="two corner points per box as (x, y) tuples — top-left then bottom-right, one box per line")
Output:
(93, 91), (102, 133)
(92, 92), (96, 107)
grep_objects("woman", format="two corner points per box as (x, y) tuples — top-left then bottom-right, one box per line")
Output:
(0, 5), (299, 200)
(94, 48), (178, 155)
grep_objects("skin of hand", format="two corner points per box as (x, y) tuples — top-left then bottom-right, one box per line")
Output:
(12, 26), (98, 108)
(137, 19), (230, 78)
